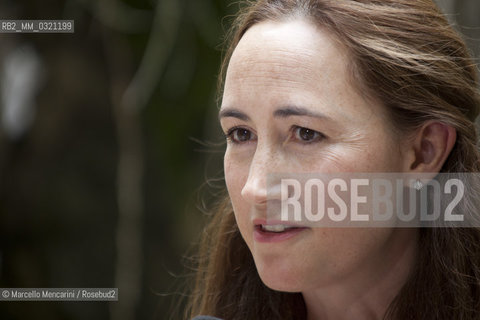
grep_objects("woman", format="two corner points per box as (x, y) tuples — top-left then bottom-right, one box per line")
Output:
(187, 0), (480, 319)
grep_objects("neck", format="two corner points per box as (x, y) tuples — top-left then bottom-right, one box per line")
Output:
(302, 228), (418, 320)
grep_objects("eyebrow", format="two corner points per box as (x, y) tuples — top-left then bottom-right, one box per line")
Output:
(218, 108), (250, 121)
(273, 106), (329, 119)
(219, 105), (330, 121)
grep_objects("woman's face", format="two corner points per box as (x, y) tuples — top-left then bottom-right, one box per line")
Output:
(220, 20), (415, 292)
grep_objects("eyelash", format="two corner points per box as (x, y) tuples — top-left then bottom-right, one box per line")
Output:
(224, 126), (326, 145)
(291, 126), (326, 144)
(225, 126), (257, 144)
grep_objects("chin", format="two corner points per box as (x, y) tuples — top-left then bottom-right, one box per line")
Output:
(254, 257), (306, 293)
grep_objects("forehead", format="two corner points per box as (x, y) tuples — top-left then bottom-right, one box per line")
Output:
(222, 19), (355, 112)
(229, 21), (347, 82)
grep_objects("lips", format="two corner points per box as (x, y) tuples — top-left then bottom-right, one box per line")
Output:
(261, 224), (297, 232)
(253, 219), (309, 243)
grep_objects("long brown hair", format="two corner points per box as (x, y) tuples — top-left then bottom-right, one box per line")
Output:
(187, 1), (480, 319)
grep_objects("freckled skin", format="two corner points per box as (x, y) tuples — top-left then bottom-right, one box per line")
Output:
(220, 20), (418, 319)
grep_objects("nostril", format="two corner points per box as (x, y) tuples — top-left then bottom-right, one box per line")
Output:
(240, 147), (275, 204)
(241, 178), (268, 205)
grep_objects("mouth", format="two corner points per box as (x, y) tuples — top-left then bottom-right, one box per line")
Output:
(259, 224), (303, 232)
(253, 220), (309, 243)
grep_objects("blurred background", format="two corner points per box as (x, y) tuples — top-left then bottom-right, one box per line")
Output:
(0, 0), (478, 319)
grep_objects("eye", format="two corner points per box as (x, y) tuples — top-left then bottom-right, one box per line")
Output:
(226, 127), (256, 144)
(292, 126), (325, 143)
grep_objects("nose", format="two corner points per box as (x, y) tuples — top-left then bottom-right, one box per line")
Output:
(241, 146), (275, 206)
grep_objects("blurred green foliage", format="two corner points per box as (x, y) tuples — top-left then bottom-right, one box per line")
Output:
(0, 0), (237, 319)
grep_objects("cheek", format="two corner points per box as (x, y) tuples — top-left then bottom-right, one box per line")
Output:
(224, 151), (249, 213)
(364, 125), (407, 171)
(224, 151), (246, 197)
(301, 228), (395, 286)
(224, 151), (254, 245)
(337, 139), (404, 172)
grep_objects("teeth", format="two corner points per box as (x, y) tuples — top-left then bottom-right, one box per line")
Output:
(262, 224), (292, 232)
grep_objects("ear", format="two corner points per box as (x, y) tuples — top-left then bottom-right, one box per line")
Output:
(406, 121), (456, 173)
